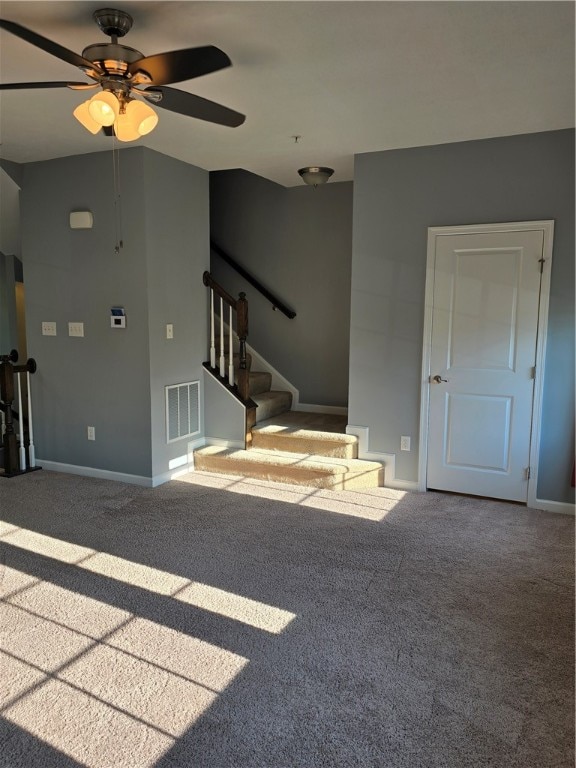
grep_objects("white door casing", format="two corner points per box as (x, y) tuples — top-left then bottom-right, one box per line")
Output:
(419, 221), (554, 504)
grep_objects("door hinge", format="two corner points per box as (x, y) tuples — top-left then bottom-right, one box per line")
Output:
(530, 365), (536, 379)
(524, 466), (531, 480)
(538, 258), (545, 274)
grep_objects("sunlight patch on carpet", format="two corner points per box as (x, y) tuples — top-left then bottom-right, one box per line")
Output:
(177, 470), (407, 521)
(174, 581), (296, 634)
(2, 524), (297, 634)
(1, 572), (250, 768)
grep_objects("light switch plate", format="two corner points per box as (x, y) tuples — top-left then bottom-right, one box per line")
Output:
(69, 322), (84, 337)
(42, 322), (57, 336)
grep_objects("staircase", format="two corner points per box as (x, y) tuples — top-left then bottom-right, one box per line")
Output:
(195, 365), (384, 490)
(198, 270), (383, 490)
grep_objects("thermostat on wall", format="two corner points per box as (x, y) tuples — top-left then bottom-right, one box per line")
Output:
(111, 307), (126, 328)
(69, 211), (93, 229)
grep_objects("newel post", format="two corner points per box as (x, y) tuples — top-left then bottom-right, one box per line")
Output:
(236, 292), (250, 401)
(0, 350), (19, 475)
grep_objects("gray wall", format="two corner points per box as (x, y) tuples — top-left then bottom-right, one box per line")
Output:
(0, 168), (21, 258)
(0, 167), (21, 352)
(350, 129), (575, 503)
(0, 253), (18, 353)
(21, 147), (209, 480)
(203, 371), (246, 444)
(210, 170), (352, 407)
(142, 149), (209, 478)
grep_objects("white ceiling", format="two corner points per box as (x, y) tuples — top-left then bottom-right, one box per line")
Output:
(0, 1), (574, 187)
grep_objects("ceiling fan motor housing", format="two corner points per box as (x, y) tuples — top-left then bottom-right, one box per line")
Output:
(82, 42), (144, 77)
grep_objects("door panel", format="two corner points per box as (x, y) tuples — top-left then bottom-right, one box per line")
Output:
(445, 393), (511, 471)
(449, 249), (520, 371)
(427, 229), (543, 501)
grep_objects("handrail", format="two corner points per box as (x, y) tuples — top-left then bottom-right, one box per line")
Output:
(203, 271), (238, 310)
(210, 240), (297, 320)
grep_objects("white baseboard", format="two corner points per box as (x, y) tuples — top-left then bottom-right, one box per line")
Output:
(246, 342), (299, 401)
(345, 425), (419, 490)
(246, 341), (347, 416)
(37, 457), (202, 488)
(37, 459), (153, 487)
(531, 498), (575, 515)
(385, 477), (421, 492)
(204, 437), (245, 450)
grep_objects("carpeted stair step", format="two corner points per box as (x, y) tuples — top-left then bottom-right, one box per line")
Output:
(252, 423), (358, 459)
(193, 446), (384, 490)
(247, 371), (272, 397)
(253, 390), (293, 422)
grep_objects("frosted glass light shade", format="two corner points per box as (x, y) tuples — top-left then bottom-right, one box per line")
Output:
(114, 112), (141, 142)
(126, 100), (159, 136)
(73, 101), (101, 134)
(88, 91), (120, 126)
(298, 166), (334, 186)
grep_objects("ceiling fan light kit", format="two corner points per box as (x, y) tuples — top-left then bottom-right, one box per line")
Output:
(73, 89), (159, 141)
(73, 101), (102, 134)
(0, 6), (246, 143)
(88, 90), (119, 126)
(125, 99), (158, 136)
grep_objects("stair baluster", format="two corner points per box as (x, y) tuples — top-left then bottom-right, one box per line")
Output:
(16, 371), (26, 470)
(228, 305), (234, 386)
(209, 289), (216, 367)
(219, 297), (225, 377)
(27, 369), (36, 468)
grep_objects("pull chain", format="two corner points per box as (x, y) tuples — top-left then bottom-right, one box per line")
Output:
(112, 134), (124, 253)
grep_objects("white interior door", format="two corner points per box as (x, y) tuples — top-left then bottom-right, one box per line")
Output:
(425, 227), (545, 502)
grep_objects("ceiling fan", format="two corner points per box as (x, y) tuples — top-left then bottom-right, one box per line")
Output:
(0, 7), (246, 141)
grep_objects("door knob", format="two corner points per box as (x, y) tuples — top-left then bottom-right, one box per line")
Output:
(432, 375), (448, 384)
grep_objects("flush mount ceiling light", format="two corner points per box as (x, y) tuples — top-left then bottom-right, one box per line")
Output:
(0, 6), (246, 144)
(298, 167), (334, 187)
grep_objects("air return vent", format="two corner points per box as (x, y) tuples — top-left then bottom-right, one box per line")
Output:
(166, 381), (200, 443)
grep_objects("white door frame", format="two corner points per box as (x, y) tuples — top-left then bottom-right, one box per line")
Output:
(418, 220), (555, 507)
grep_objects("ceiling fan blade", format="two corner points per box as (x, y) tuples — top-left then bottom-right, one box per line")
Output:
(0, 19), (103, 75)
(129, 46), (231, 86)
(0, 81), (91, 90)
(142, 86), (245, 127)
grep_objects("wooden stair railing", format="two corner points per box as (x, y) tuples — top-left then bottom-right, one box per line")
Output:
(203, 271), (257, 446)
(0, 349), (40, 478)
(210, 241), (296, 319)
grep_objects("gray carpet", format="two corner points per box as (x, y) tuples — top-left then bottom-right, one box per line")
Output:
(0, 469), (574, 768)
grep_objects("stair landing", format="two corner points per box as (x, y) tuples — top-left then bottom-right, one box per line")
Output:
(194, 410), (384, 490)
(193, 445), (383, 490)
